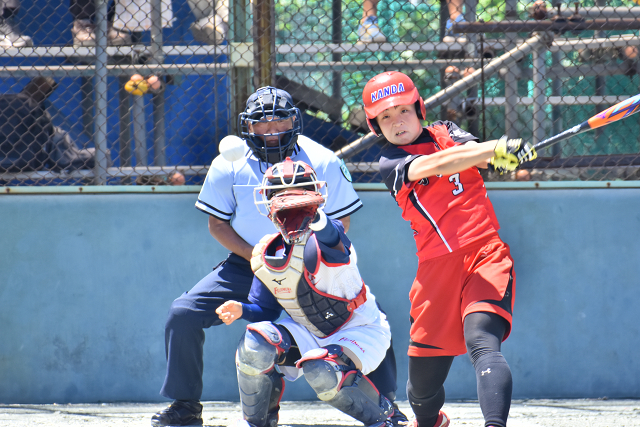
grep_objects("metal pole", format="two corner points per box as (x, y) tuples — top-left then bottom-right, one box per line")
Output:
(127, 32), (148, 168)
(503, 0), (519, 139)
(230, 0), (251, 134)
(594, 0), (606, 156)
(331, 0), (342, 106)
(253, 0), (275, 88)
(149, 0), (164, 63)
(92, 0), (109, 185)
(152, 91), (166, 166)
(118, 76), (132, 168)
(133, 95), (148, 167)
(150, 0), (166, 167)
(532, 36), (547, 145)
(437, 0), (448, 124)
(465, 0), (479, 138)
(453, 19), (640, 33)
(550, 51), (562, 157)
(334, 134), (386, 160)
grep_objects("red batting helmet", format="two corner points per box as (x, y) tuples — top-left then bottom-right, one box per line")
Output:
(362, 71), (426, 136)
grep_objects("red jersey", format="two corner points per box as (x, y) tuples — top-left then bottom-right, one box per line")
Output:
(379, 121), (500, 262)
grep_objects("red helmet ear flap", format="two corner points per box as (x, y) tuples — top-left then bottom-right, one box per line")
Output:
(366, 117), (381, 136)
(416, 98), (426, 121)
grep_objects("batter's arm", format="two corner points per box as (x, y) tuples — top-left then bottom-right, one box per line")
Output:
(407, 140), (498, 181)
(208, 215), (254, 261)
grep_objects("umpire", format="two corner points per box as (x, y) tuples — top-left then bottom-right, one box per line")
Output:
(151, 86), (408, 427)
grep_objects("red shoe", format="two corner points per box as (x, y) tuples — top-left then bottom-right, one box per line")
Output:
(408, 412), (450, 427)
(434, 411), (450, 427)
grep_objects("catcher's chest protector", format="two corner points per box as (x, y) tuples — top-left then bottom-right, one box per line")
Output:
(251, 233), (366, 338)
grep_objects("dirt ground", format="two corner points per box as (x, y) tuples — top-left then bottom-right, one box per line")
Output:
(1, 399), (639, 427)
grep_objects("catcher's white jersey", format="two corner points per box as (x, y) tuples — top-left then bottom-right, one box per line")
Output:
(196, 136), (363, 246)
(249, 230), (391, 381)
(278, 288), (391, 381)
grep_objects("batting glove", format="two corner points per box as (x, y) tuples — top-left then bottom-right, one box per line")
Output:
(494, 135), (537, 163)
(490, 136), (537, 174)
(488, 157), (517, 174)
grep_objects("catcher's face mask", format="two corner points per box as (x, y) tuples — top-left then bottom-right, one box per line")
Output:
(254, 157), (327, 244)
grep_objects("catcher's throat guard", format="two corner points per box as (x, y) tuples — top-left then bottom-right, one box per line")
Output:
(254, 158), (327, 244)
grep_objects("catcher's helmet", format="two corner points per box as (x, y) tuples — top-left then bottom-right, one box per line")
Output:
(362, 71), (426, 136)
(254, 157), (327, 244)
(239, 86), (303, 165)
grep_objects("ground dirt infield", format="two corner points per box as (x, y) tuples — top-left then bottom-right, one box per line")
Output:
(1, 399), (639, 426)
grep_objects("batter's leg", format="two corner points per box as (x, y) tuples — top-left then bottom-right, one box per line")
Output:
(464, 311), (512, 427)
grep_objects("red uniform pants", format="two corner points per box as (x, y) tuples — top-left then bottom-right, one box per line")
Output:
(408, 233), (515, 357)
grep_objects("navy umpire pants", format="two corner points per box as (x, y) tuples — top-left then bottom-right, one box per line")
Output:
(160, 253), (398, 401)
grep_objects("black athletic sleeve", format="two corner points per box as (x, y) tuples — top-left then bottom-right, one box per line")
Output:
(379, 143), (419, 197)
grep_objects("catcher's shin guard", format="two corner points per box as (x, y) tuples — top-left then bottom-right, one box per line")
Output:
(236, 322), (291, 427)
(297, 345), (394, 426)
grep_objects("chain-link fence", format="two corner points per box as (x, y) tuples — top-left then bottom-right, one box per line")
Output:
(0, 0), (639, 186)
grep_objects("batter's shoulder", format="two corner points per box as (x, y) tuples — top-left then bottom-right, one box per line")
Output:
(427, 120), (478, 142)
(379, 141), (410, 160)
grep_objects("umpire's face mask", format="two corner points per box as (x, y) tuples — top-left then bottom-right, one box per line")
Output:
(248, 117), (296, 165)
(250, 117), (294, 146)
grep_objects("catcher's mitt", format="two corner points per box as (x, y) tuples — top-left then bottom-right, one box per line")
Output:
(269, 189), (325, 243)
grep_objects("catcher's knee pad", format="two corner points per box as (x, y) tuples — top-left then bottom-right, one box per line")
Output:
(297, 345), (393, 426)
(237, 368), (284, 427)
(236, 321), (292, 376)
(236, 322), (291, 427)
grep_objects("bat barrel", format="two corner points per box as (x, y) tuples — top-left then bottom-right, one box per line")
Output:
(587, 93), (640, 130)
(533, 93), (640, 151)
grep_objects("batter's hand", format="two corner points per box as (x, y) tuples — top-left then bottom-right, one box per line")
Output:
(490, 136), (537, 174)
(494, 135), (537, 162)
(216, 301), (243, 325)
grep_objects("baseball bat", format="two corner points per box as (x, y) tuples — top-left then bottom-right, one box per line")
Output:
(533, 93), (640, 151)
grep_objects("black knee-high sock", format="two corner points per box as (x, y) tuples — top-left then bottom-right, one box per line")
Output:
(407, 356), (454, 427)
(464, 312), (513, 427)
(473, 351), (512, 427)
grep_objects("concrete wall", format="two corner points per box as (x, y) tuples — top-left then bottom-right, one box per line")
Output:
(1, 188), (639, 404)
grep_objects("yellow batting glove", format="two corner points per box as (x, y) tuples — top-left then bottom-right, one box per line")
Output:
(489, 155), (518, 174)
(494, 135), (538, 163)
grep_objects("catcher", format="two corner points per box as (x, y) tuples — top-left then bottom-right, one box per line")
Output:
(216, 157), (395, 427)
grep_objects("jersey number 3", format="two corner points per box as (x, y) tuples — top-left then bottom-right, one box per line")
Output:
(449, 173), (464, 196)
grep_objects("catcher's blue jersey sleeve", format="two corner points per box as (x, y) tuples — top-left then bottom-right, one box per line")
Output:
(248, 275), (282, 312)
(240, 301), (281, 323)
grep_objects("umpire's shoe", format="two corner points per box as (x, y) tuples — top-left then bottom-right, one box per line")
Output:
(151, 400), (203, 426)
(390, 402), (410, 427)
